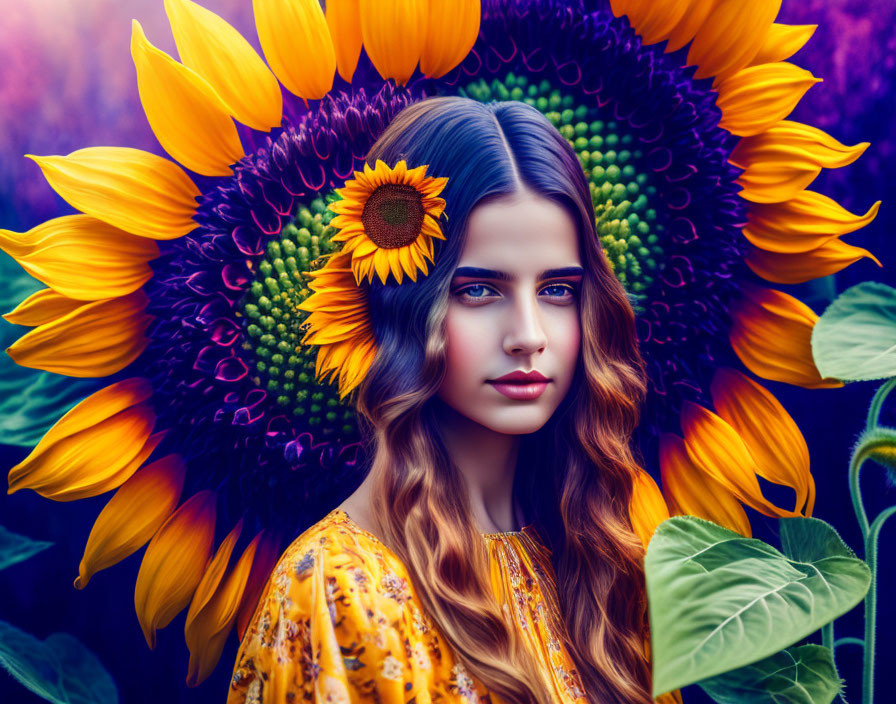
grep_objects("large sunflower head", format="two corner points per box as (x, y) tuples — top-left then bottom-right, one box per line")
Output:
(329, 158), (449, 285)
(0, 0), (883, 690)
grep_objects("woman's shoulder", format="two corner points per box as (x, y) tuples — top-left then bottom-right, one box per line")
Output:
(277, 507), (403, 577)
(228, 509), (449, 704)
(264, 507), (422, 623)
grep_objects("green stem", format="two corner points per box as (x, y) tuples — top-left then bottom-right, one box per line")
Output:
(849, 450), (870, 540)
(822, 621), (834, 651)
(866, 377), (896, 430)
(862, 505), (896, 704)
(834, 637), (865, 649)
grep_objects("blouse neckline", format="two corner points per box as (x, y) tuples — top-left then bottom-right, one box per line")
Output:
(330, 507), (536, 543)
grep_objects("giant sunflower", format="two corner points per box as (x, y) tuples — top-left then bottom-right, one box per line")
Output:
(1, 0), (881, 689)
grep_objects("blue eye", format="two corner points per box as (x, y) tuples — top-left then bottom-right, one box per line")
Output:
(458, 284), (495, 299)
(453, 283), (579, 302)
(541, 283), (577, 299)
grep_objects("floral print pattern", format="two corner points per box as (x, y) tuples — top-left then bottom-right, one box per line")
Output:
(227, 508), (587, 703)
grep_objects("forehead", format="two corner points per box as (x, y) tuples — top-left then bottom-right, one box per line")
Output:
(459, 192), (580, 269)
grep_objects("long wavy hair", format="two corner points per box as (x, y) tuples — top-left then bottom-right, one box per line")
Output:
(353, 96), (653, 704)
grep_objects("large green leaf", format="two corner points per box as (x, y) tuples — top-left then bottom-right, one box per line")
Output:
(812, 281), (896, 381)
(698, 644), (843, 704)
(0, 620), (118, 704)
(645, 516), (870, 696)
(0, 525), (52, 571)
(779, 516), (858, 563)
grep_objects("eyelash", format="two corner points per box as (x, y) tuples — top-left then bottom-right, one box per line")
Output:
(453, 282), (579, 303)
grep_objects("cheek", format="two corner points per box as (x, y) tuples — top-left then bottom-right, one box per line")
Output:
(552, 311), (581, 374)
(443, 309), (488, 384)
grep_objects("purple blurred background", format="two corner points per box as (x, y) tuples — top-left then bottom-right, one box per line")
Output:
(0, 1), (893, 702)
(0, 0), (256, 229)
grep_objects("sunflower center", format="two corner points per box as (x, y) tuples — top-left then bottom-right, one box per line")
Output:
(236, 196), (358, 443)
(361, 183), (425, 248)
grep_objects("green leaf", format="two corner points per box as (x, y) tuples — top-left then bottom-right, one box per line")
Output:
(698, 644), (843, 704)
(812, 281), (896, 382)
(645, 516), (870, 696)
(0, 525), (53, 571)
(0, 620), (118, 704)
(779, 517), (858, 563)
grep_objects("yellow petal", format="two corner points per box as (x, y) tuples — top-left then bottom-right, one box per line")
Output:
(628, 469), (671, 549)
(731, 123), (870, 204)
(655, 690), (684, 704)
(609, 0), (634, 17)
(736, 161), (819, 204)
(746, 236), (882, 284)
(164, 0), (282, 131)
(326, 0), (363, 83)
(711, 368), (814, 516)
(185, 518), (243, 632)
(749, 23), (817, 66)
(135, 490), (217, 649)
(716, 62), (821, 137)
(420, 0), (480, 78)
(253, 0), (336, 100)
(360, 0), (428, 86)
(735, 121), (870, 170)
(0, 215), (159, 300)
(664, 0), (717, 54)
(25, 148), (200, 240)
(627, 0), (691, 47)
(236, 530), (282, 640)
(185, 520), (257, 687)
(729, 283), (843, 389)
(131, 19), (244, 176)
(680, 401), (797, 518)
(687, 0), (781, 80)
(3, 288), (85, 327)
(75, 454), (186, 589)
(7, 378), (159, 500)
(744, 190), (879, 253)
(5, 289), (153, 377)
(659, 432), (752, 536)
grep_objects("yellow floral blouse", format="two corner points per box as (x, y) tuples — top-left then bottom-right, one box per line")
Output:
(227, 507), (631, 703)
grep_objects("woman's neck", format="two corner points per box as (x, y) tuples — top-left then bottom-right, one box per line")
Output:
(339, 403), (526, 537)
(432, 398), (524, 533)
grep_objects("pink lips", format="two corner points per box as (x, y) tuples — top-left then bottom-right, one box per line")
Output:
(488, 381), (550, 400)
(487, 370), (551, 400)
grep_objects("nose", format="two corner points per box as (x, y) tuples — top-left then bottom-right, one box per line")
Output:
(503, 291), (547, 356)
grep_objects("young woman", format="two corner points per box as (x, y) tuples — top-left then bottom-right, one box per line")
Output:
(228, 96), (659, 704)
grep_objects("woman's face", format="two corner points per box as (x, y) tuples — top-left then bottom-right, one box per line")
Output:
(436, 190), (582, 435)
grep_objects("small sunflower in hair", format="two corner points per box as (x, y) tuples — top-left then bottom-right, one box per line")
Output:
(329, 159), (449, 285)
(297, 251), (377, 400)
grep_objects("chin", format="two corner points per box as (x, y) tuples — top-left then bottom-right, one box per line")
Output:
(471, 406), (556, 435)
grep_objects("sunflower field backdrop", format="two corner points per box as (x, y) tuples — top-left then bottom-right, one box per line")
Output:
(0, 1), (894, 703)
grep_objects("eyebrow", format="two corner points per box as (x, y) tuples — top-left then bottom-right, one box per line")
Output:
(452, 266), (585, 281)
